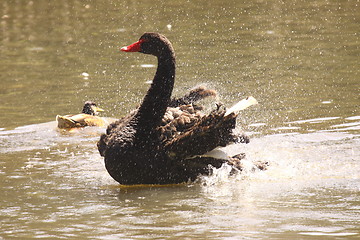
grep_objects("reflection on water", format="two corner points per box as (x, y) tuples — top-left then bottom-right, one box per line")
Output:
(1, 0), (359, 239)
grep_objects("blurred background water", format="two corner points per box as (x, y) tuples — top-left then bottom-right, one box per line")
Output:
(0, 0), (359, 239)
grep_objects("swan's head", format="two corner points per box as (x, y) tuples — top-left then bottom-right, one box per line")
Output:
(121, 32), (174, 57)
(82, 101), (104, 116)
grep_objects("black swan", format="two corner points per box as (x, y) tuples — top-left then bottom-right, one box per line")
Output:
(56, 101), (106, 129)
(98, 33), (258, 185)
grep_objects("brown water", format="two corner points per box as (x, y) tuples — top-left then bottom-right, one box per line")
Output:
(1, 0), (359, 239)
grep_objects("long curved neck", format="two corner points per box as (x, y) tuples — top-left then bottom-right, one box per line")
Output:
(135, 51), (175, 132)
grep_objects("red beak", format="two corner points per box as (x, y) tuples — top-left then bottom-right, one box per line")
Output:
(121, 39), (144, 52)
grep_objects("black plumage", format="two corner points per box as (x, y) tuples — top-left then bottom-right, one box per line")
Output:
(98, 33), (254, 185)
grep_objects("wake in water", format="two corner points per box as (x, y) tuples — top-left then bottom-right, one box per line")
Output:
(0, 115), (359, 188)
(198, 114), (360, 188)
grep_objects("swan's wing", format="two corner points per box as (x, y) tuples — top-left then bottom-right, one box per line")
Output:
(163, 107), (238, 160)
(158, 105), (204, 143)
(225, 96), (258, 116)
(168, 86), (217, 107)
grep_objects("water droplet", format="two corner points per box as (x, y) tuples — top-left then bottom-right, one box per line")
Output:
(140, 64), (155, 68)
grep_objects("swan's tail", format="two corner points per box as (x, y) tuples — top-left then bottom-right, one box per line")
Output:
(225, 96), (258, 116)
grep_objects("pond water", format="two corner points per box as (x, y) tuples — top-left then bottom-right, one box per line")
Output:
(1, 0), (359, 239)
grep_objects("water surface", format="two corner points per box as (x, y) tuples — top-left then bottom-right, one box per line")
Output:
(1, 0), (359, 239)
